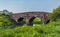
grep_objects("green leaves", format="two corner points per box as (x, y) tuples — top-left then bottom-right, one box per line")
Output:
(0, 15), (16, 28)
(0, 22), (60, 37)
(33, 18), (42, 24)
(50, 6), (60, 21)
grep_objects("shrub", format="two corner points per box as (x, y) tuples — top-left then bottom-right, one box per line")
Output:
(0, 15), (16, 28)
(33, 18), (42, 24)
(0, 24), (60, 37)
(0, 20), (60, 37)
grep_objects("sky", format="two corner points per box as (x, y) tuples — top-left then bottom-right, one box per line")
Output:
(0, 0), (60, 13)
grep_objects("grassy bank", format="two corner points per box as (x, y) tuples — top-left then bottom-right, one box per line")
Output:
(0, 21), (60, 37)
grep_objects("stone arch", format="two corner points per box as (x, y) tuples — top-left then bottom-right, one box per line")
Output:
(17, 17), (24, 23)
(17, 17), (25, 26)
(28, 16), (42, 26)
(29, 16), (36, 23)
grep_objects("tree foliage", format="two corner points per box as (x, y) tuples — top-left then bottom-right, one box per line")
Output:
(0, 10), (13, 15)
(50, 6), (60, 21)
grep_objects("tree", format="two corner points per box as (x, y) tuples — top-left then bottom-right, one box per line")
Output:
(50, 6), (60, 21)
(3, 10), (13, 15)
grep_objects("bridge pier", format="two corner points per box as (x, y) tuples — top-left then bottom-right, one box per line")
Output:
(26, 18), (29, 25)
(26, 18), (33, 26)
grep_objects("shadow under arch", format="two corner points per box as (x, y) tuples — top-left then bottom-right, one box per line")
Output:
(17, 17), (25, 26)
(28, 16), (42, 26)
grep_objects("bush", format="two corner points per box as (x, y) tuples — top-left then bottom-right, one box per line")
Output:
(33, 18), (42, 24)
(0, 15), (16, 28)
(0, 22), (60, 37)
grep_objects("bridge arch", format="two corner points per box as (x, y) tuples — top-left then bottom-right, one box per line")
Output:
(17, 17), (24, 23)
(28, 16), (42, 26)
(17, 17), (26, 26)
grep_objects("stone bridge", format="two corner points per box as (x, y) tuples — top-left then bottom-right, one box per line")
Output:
(11, 12), (50, 26)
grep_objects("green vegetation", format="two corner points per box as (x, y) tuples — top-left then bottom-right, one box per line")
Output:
(0, 21), (60, 37)
(0, 17), (60, 37)
(33, 18), (42, 24)
(0, 15), (16, 29)
(50, 6), (60, 21)
(0, 10), (12, 15)
(0, 6), (60, 37)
